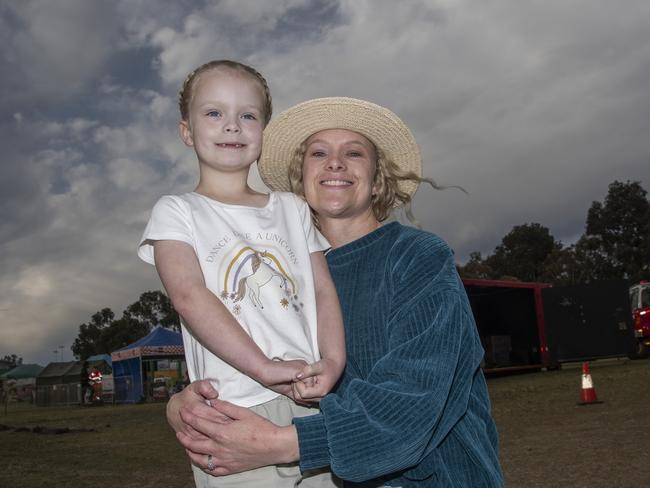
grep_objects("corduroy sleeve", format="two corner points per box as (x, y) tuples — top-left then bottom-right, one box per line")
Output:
(293, 413), (331, 469)
(294, 236), (484, 482)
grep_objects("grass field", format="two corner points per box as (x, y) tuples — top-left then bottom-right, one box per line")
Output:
(0, 401), (193, 487)
(2, 359), (649, 487)
(491, 358), (650, 488)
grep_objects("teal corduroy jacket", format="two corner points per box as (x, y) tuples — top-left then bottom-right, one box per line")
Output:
(294, 222), (504, 487)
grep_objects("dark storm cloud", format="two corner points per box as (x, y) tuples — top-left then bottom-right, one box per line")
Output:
(1, 0), (649, 364)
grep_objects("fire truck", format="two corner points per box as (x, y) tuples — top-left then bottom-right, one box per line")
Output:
(629, 281), (650, 356)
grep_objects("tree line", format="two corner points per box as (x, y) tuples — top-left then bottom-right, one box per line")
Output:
(458, 180), (650, 285)
(71, 290), (179, 361)
(1, 354), (23, 368)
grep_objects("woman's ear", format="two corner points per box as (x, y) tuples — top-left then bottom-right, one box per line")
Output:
(179, 120), (194, 147)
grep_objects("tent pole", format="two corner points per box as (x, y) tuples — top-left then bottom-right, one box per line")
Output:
(139, 357), (144, 402)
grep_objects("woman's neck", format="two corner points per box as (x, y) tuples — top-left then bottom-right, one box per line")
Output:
(318, 212), (382, 249)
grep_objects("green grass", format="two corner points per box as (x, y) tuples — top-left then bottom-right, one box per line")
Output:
(2, 359), (649, 487)
(0, 402), (194, 488)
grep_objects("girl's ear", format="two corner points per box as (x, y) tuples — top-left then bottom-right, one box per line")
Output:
(179, 120), (194, 147)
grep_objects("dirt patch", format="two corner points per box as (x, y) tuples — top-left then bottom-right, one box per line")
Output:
(0, 423), (97, 434)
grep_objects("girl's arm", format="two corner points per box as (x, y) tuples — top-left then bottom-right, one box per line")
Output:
(293, 251), (346, 402)
(154, 240), (305, 393)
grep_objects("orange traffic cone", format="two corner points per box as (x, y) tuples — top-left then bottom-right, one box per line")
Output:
(577, 362), (603, 405)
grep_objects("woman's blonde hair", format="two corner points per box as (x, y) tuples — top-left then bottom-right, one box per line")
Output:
(287, 135), (442, 225)
(178, 60), (272, 125)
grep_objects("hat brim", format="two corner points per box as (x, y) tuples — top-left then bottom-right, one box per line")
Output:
(258, 97), (422, 204)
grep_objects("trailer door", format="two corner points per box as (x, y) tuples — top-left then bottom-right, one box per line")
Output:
(542, 280), (636, 362)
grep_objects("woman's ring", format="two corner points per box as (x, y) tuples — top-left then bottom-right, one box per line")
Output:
(206, 454), (217, 471)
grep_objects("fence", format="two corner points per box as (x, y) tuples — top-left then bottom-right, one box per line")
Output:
(35, 383), (81, 406)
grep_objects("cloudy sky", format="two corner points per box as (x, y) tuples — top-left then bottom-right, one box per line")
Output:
(2, 0), (649, 365)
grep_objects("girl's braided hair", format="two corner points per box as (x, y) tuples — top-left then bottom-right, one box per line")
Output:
(178, 60), (272, 125)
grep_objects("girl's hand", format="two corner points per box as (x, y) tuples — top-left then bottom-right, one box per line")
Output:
(292, 358), (339, 404)
(261, 358), (308, 400)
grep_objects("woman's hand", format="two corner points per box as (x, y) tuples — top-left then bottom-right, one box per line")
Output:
(167, 380), (225, 439)
(177, 398), (300, 475)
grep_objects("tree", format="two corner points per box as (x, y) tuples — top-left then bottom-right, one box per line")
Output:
(1, 354), (23, 368)
(458, 252), (494, 280)
(100, 316), (150, 354)
(71, 308), (115, 360)
(538, 245), (589, 285)
(71, 291), (179, 360)
(578, 180), (650, 282)
(123, 290), (180, 331)
(486, 223), (562, 282)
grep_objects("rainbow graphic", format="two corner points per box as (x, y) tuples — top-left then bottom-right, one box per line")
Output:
(222, 246), (296, 296)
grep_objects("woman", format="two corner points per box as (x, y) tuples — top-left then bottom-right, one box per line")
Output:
(168, 97), (504, 487)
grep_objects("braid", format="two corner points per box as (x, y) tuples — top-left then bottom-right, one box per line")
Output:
(242, 63), (273, 125)
(178, 60), (273, 125)
(179, 66), (200, 121)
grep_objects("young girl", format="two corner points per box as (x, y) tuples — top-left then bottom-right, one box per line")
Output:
(138, 60), (344, 487)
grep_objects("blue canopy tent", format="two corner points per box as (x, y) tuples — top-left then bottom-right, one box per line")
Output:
(111, 326), (185, 403)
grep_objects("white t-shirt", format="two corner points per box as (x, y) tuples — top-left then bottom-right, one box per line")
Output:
(138, 191), (329, 407)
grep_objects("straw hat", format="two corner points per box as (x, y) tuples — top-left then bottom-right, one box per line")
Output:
(258, 97), (422, 201)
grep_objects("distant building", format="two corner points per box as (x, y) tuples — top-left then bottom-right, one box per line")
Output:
(0, 359), (14, 375)
(0, 364), (44, 403)
(35, 357), (112, 406)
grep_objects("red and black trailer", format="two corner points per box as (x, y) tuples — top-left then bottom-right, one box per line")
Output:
(462, 278), (637, 372)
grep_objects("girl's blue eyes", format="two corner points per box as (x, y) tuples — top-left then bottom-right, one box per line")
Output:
(205, 111), (257, 120)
